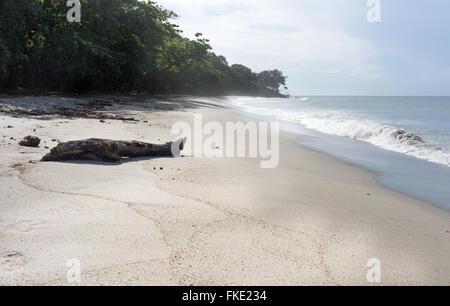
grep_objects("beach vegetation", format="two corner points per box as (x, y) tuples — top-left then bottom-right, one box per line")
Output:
(0, 0), (288, 97)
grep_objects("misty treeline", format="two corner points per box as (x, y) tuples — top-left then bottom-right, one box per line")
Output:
(0, 0), (288, 96)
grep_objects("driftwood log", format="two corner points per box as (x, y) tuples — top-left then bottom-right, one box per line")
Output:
(41, 138), (186, 162)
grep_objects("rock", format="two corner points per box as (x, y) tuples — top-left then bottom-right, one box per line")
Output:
(19, 136), (41, 147)
(392, 130), (424, 144)
(7, 125), (13, 128)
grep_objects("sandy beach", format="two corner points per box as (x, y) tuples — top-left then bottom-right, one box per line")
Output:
(0, 96), (449, 286)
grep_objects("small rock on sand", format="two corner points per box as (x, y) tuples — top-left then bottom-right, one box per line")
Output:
(19, 136), (41, 148)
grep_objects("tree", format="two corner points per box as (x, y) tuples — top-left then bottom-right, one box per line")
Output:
(257, 69), (287, 95)
(230, 64), (257, 93)
(0, 0), (288, 97)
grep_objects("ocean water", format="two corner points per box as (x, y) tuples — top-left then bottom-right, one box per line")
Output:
(230, 96), (450, 210)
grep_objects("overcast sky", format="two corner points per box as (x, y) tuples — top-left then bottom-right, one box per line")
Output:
(155, 0), (450, 96)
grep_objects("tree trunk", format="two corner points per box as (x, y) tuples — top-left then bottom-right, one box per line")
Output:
(42, 138), (186, 162)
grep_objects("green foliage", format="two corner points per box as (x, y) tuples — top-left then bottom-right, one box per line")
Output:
(257, 69), (287, 94)
(0, 0), (287, 96)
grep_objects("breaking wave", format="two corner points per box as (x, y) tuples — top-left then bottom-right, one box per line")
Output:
(231, 98), (450, 167)
(283, 111), (449, 167)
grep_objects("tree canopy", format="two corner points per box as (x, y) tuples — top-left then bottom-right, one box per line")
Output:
(0, 0), (288, 96)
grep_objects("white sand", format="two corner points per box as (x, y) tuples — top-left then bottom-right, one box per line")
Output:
(0, 96), (449, 285)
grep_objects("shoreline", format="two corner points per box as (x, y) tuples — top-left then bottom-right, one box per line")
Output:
(291, 130), (450, 212)
(227, 98), (450, 211)
(1, 96), (449, 285)
(301, 139), (450, 211)
(291, 128), (450, 211)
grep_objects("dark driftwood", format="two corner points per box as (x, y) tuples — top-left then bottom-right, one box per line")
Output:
(41, 138), (186, 162)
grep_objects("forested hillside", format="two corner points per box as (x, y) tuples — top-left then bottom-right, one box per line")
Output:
(0, 0), (288, 96)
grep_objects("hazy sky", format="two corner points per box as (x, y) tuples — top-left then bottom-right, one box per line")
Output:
(155, 0), (450, 96)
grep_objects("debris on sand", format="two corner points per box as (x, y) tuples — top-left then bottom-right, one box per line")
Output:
(19, 136), (41, 147)
(1, 99), (138, 122)
(42, 138), (186, 162)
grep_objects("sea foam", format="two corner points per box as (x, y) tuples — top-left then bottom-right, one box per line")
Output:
(231, 97), (450, 167)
